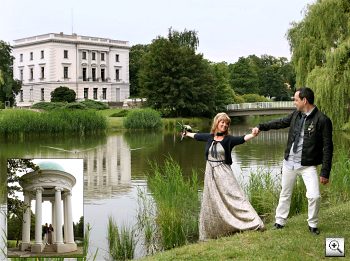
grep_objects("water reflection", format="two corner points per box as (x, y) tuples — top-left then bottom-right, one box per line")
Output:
(0, 122), (347, 260)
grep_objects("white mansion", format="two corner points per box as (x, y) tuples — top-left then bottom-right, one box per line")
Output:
(13, 32), (130, 106)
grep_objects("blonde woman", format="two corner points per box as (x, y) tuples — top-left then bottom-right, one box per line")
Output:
(184, 112), (264, 240)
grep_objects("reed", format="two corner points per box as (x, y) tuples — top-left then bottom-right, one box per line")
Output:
(83, 223), (98, 261)
(136, 188), (159, 255)
(0, 109), (107, 135)
(123, 108), (162, 129)
(322, 146), (350, 205)
(147, 158), (200, 249)
(245, 168), (307, 222)
(245, 168), (280, 223)
(107, 217), (136, 260)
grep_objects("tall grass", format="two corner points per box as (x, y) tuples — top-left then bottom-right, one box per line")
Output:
(245, 168), (280, 223)
(147, 158), (200, 249)
(0, 109), (107, 135)
(136, 188), (160, 255)
(107, 217), (136, 260)
(83, 223), (98, 261)
(123, 108), (162, 129)
(245, 168), (307, 222)
(322, 146), (350, 205)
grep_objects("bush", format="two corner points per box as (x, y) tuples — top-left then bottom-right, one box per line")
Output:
(51, 86), (76, 102)
(64, 102), (87, 110)
(81, 99), (109, 110)
(241, 94), (269, 103)
(123, 108), (162, 129)
(0, 101), (4, 109)
(32, 102), (66, 111)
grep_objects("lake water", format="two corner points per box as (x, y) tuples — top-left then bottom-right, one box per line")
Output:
(0, 118), (346, 260)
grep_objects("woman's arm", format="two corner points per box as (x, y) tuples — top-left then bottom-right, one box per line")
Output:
(185, 131), (196, 139)
(244, 130), (258, 142)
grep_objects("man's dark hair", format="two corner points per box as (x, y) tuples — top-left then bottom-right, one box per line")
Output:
(296, 87), (314, 105)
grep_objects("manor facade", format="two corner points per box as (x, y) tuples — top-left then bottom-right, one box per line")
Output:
(13, 32), (130, 106)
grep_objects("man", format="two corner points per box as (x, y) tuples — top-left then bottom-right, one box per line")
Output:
(252, 87), (333, 235)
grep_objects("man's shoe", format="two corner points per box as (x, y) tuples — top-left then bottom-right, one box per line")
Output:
(273, 223), (284, 229)
(308, 226), (320, 235)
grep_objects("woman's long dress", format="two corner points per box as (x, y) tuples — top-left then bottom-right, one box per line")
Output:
(199, 141), (264, 240)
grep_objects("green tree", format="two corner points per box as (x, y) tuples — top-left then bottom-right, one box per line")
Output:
(51, 86), (76, 102)
(229, 57), (259, 94)
(139, 32), (215, 117)
(287, 0), (350, 128)
(210, 62), (235, 110)
(167, 27), (199, 51)
(74, 216), (84, 238)
(0, 41), (22, 106)
(129, 44), (149, 97)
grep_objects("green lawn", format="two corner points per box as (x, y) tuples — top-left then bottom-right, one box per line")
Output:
(142, 202), (350, 261)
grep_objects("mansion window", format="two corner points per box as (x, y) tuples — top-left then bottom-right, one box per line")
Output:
(41, 50), (44, 59)
(20, 90), (24, 102)
(93, 88), (98, 100)
(30, 68), (34, 80)
(30, 52), (33, 60)
(115, 69), (120, 80)
(92, 52), (96, 60)
(84, 88), (89, 99)
(102, 88), (107, 100)
(115, 54), (119, 62)
(101, 68), (105, 82)
(83, 68), (87, 81)
(64, 67), (69, 79)
(41, 67), (45, 79)
(64, 50), (68, 58)
(82, 51), (87, 60)
(92, 68), (96, 81)
(101, 53), (105, 61)
(20, 54), (23, 62)
(20, 69), (23, 81)
(41, 88), (45, 101)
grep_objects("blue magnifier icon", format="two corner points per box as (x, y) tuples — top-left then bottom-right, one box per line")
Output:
(329, 240), (343, 254)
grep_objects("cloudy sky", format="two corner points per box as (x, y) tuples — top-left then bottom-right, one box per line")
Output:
(0, 0), (315, 63)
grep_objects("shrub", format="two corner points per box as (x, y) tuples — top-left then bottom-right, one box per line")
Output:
(0, 101), (4, 109)
(81, 99), (109, 110)
(64, 102), (87, 110)
(51, 86), (76, 102)
(32, 102), (66, 111)
(123, 108), (162, 129)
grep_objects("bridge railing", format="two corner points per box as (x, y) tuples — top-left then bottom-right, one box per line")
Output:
(227, 101), (294, 111)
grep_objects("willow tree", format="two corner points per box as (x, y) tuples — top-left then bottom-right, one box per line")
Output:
(287, 0), (350, 128)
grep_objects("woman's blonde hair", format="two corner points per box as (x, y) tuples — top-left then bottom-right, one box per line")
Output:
(210, 112), (231, 135)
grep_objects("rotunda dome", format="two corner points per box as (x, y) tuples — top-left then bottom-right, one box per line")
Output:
(37, 161), (65, 172)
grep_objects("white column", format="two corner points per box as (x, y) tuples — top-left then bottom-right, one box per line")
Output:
(34, 187), (43, 244)
(66, 191), (75, 243)
(52, 201), (56, 243)
(55, 187), (63, 244)
(63, 195), (68, 243)
(22, 191), (31, 243)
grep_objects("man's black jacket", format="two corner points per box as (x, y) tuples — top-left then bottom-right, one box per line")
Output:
(258, 107), (333, 179)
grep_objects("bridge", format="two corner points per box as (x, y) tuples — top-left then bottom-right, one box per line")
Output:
(226, 101), (295, 116)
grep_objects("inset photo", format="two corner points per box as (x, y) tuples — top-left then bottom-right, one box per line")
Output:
(7, 158), (84, 259)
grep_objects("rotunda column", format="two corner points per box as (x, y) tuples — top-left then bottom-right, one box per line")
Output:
(63, 194), (68, 243)
(34, 187), (44, 244)
(51, 200), (56, 243)
(21, 191), (31, 244)
(55, 187), (64, 244)
(66, 191), (75, 243)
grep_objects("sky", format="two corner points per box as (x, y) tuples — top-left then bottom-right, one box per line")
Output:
(16, 159), (83, 225)
(0, 0), (315, 63)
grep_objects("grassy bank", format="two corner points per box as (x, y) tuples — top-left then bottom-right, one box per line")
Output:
(142, 201), (350, 261)
(0, 109), (107, 135)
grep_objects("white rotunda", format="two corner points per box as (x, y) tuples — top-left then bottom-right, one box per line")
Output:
(19, 161), (77, 253)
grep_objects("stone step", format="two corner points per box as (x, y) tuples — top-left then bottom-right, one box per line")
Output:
(43, 244), (55, 252)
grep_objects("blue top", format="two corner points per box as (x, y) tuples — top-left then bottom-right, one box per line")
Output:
(194, 133), (245, 165)
(37, 161), (65, 172)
